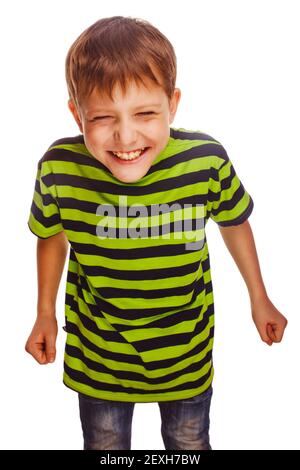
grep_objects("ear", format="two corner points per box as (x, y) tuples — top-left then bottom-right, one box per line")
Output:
(68, 99), (83, 133)
(169, 88), (181, 124)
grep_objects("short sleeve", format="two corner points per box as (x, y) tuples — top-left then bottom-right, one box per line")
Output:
(208, 149), (254, 226)
(27, 160), (64, 239)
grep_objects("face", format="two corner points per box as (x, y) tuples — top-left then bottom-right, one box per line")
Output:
(68, 77), (181, 183)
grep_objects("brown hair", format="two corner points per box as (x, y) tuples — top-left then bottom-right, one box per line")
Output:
(65, 16), (177, 106)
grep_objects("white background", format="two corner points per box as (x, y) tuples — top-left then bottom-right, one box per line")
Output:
(1, 0), (299, 450)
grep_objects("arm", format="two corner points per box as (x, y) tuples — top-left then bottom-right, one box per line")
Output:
(218, 220), (287, 345)
(25, 231), (69, 364)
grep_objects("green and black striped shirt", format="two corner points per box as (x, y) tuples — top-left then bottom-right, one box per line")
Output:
(28, 127), (254, 402)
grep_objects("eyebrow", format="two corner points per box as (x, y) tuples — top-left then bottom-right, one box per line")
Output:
(133, 103), (162, 110)
(88, 103), (162, 113)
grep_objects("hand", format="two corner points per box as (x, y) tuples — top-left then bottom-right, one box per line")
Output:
(25, 316), (58, 364)
(251, 296), (288, 346)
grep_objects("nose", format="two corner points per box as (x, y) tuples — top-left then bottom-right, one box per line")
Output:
(113, 119), (138, 150)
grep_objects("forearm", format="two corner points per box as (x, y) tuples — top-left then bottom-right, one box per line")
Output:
(218, 220), (267, 303)
(37, 231), (69, 317)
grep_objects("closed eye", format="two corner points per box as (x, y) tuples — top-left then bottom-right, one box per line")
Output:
(90, 112), (156, 122)
(91, 116), (111, 121)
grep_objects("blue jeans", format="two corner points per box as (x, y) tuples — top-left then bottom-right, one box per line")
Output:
(78, 386), (212, 450)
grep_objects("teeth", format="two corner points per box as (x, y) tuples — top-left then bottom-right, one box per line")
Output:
(112, 147), (145, 160)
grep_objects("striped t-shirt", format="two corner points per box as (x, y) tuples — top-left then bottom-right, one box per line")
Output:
(28, 127), (254, 402)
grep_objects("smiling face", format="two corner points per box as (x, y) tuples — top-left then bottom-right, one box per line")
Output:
(68, 77), (181, 183)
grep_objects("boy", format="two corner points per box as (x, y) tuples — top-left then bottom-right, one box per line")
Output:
(25, 16), (287, 450)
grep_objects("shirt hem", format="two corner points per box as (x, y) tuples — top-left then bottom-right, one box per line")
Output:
(63, 371), (214, 403)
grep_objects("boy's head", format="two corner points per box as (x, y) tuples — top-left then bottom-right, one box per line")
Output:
(65, 16), (181, 183)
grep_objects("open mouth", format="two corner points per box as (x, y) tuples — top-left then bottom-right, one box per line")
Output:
(108, 147), (150, 163)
